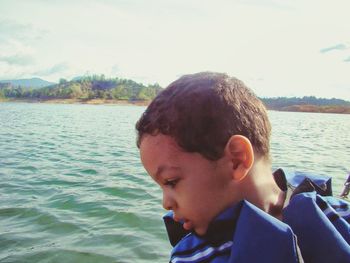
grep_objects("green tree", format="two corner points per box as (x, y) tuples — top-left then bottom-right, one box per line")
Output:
(137, 86), (156, 100)
(111, 85), (130, 100)
(0, 89), (5, 99)
(69, 83), (83, 98)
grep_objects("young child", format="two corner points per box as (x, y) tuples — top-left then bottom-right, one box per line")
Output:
(136, 72), (350, 263)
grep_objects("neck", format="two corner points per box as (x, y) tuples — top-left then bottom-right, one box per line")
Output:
(243, 159), (286, 220)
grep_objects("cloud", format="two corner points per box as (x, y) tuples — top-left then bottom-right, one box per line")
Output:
(0, 19), (46, 70)
(33, 62), (69, 76)
(0, 54), (35, 66)
(0, 62), (70, 82)
(0, 19), (46, 42)
(320, 44), (348, 53)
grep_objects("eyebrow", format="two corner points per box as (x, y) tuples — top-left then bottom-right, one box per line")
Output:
(155, 165), (181, 181)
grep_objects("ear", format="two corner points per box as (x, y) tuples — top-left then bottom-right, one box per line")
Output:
(224, 135), (254, 181)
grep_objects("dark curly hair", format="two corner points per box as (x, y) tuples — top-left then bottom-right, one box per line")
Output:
(136, 72), (271, 161)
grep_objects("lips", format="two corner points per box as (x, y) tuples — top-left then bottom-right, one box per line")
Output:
(173, 215), (194, 231)
(183, 220), (194, 231)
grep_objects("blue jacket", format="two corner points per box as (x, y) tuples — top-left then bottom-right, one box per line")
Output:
(164, 200), (302, 263)
(163, 169), (350, 262)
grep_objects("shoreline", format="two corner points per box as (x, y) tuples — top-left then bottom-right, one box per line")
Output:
(1, 98), (350, 114)
(267, 104), (350, 114)
(0, 98), (150, 106)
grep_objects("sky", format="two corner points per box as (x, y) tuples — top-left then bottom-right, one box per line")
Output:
(0, 0), (349, 100)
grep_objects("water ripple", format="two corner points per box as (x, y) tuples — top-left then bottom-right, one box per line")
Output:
(1, 104), (349, 262)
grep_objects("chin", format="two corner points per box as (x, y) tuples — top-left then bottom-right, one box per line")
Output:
(194, 227), (207, 236)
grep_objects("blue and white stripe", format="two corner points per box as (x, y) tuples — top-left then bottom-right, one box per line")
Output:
(317, 195), (350, 223)
(170, 241), (233, 263)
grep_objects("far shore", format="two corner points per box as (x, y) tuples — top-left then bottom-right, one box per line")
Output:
(1, 98), (350, 114)
(0, 98), (150, 106)
(268, 104), (350, 114)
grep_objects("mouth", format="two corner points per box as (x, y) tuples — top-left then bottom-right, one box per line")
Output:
(183, 220), (194, 231)
(173, 215), (194, 231)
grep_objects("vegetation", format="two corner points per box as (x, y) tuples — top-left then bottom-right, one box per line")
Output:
(1, 77), (350, 113)
(261, 96), (350, 109)
(260, 96), (350, 114)
(273, 104), (350, 114)
(0, 75), (162, 101)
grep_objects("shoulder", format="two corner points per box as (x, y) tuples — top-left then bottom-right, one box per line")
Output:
(283, 192), (350, 262)
(285, 191), (350, 224)
(279, 172), (350, 263)
(231, 201), (301, 263)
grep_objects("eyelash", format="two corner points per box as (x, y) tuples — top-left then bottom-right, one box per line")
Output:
(164, 178), (179, 188)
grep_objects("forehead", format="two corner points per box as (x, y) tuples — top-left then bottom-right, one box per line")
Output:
(140, 134), (189, 181)
(139, 134), (218, 178)
(140, 134), (181, 163)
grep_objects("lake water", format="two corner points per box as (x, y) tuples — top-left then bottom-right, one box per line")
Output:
(0, 102), (349, 263)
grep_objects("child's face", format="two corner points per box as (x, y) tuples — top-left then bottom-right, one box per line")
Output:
(140, 134), (235, 236)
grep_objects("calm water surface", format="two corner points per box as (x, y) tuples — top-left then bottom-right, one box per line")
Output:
(0, 102), (349, 262)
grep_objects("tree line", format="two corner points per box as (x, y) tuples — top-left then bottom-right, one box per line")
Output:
(0, 75), (162, 101)
(1, 76), (349, 107)
(260, 96), (350, 109)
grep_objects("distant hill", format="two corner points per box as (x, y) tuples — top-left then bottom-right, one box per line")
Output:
(0, 78), (56, 89)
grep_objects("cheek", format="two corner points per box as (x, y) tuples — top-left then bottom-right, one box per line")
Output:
(191, 180), (227, 212)
(181, 185), (213, 212)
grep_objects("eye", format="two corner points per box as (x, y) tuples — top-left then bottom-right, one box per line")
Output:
(164, 178), (179, 188)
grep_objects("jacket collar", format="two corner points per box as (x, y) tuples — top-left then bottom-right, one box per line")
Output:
(163, 202), (242, 247)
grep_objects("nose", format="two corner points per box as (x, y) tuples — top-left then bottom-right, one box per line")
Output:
(162, 190), (175, 210)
